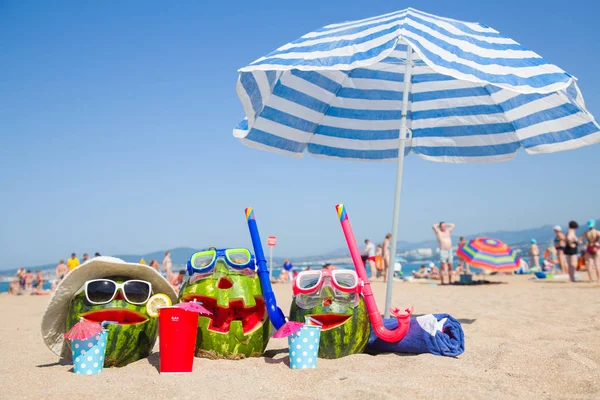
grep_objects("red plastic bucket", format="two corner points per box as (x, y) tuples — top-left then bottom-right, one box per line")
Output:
(158, 307), (198, 373)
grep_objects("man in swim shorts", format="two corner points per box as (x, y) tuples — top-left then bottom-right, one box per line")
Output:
(433, 221), (455, 285)
(362, 239), (376, 278)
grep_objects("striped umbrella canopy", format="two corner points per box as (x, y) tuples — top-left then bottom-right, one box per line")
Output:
(457, 237), (520, 272)
(233, 8), (599, 316)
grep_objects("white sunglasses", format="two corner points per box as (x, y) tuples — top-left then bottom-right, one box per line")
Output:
(75, 279), (153, 305)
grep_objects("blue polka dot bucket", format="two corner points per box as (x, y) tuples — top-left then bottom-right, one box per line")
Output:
(288, 325), (321, 369)
(72, 330), (108, 375)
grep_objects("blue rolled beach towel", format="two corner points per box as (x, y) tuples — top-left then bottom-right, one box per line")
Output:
(367, 314), (464, 357)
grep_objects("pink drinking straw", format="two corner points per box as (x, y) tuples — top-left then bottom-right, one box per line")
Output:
(335, 203), (413, 343)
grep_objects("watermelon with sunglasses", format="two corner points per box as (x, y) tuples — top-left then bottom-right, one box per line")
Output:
(65, 276), (161, 367)
(179, 248), (270, 359)
(289, 269), (371, 359)
(41, 257), (177, 368)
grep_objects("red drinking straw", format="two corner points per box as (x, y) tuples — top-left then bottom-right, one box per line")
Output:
(335, 204), (413, 343)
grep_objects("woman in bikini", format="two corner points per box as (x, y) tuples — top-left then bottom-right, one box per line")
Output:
(580, 219), (600, 282)
(553, 225), (567, 274)
(564, 221), (580, 282)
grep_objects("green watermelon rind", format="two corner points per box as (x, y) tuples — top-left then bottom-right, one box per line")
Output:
(289, 296), (371, 359)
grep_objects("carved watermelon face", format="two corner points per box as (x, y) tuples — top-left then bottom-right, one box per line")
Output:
(289, 286), (370, 359)
(66, 276), (158, 367)
(179, 260), (269, 359)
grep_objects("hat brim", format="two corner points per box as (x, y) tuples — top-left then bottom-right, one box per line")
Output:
(41, 256), (178, 359)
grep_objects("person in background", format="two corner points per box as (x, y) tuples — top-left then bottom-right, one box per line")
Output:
(429, 263), (440, 279)
(362, 239), (376, 278)
(17, 268), (26, 290)
(581, 219), (600, 282)
(375, 245), (384, 279)
(139, 258), (146, 265)
(322, 263), (338, 271)
(82, 253), (90, 263)
(149, 259), (160, 271)
(67, 253), (80, 272)
(553, 226), (567, 274)
(304, 266), (312, 271)
(412, 265), (429, 279)
(432, 222), (455, 285)
(8, 279), (22, 295)
(162, 251), (173, 282)
(382, 233), (392, 283)
(280, 259), (293, 282)
(170, 270), (186, 292)
(457, 236), (469, 274)
(55, 260), (67, 282)
(24, 270), (34, 291)
(35, 270), (44, 292)
(564, 221), (580, 282)
(530, 239), (540, 270)
(94, 252), (101, 257)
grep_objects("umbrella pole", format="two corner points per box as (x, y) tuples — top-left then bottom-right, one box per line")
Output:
(384, 45), (413, 319)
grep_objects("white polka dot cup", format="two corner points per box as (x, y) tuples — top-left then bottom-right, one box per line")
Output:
(287, 325), (321, 369)
(71, 330), (108, 375)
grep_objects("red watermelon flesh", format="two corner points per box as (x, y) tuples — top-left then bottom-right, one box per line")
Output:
(181, 294), (265, 335)
(81, 309), (148, 325)
(306, 314), (351, 331)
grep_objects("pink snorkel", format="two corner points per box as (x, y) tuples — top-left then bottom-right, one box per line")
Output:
(335, 204), (413, 343)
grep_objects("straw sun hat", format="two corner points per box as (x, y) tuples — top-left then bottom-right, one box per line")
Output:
(41, 256), (177, 359)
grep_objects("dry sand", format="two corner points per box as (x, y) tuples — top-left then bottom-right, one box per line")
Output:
(1, 275), (599, 399)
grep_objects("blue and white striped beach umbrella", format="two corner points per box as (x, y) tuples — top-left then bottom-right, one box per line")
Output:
(233, 8), (600, 314)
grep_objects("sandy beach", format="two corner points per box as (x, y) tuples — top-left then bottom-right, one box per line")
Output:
(1, 276), (599, 399)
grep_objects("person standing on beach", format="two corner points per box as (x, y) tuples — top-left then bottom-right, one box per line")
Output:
(35, 270), (44, 292)
(55, 260), (67, 282)
(163, 251), (173, 281)
(432, 222), (455, 285)
(67, 253), (80, 272)
(82, 253), (90, 264)
(24, 270), (34, 291)
(375, 245), (384, 279)
(382, 233), (392, 283)
(17, 268), (26, 290)
(553, 226), (567, 274)
(581, 219), (600, 282)
(564, 221), (580, 282)
(362, 239), (376, 278)
(530, 239), (540, 270)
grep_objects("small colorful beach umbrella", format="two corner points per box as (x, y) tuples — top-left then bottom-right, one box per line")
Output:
(176, 299), (212, 315)
(272, 321), (304, 338)
(64, 318), (103, 340)
(457, 237), (520, 272)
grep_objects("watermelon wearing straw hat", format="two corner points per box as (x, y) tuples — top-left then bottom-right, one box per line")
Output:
(41, 257), (177, 367)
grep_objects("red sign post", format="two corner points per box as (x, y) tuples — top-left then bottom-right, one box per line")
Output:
(267, 236), (277, 246)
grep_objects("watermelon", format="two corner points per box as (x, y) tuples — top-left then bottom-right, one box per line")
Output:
(179, 261), (270, 359)
(66, 276), (158, 367)
(289, 290), (370, 359)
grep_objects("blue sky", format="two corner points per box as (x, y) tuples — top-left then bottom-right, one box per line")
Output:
(1, 0), (599, 268)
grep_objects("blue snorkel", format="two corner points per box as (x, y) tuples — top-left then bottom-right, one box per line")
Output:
(245, 208), (286, 330)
